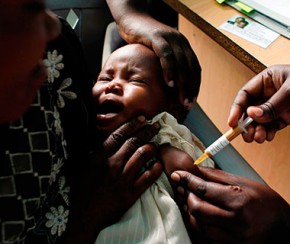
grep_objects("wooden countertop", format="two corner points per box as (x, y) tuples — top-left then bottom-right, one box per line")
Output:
(163, 0), (290, 73)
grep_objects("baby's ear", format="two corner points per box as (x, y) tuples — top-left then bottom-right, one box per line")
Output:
(165, 86), (188, 123)
(167, 103), (188, 123)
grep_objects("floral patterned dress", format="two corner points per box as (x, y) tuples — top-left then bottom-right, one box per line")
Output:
(0, 19), (94, 243)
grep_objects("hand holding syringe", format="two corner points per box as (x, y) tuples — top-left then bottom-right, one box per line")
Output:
(194, 117), (254, 165)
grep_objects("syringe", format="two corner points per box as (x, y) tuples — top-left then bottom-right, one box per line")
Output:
(194, 117), (253, 165)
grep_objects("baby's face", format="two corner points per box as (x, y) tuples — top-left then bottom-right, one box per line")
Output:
(93, 44), (168, 136)
(0, 0), (60, 123)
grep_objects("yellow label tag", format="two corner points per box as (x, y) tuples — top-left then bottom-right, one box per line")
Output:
(216, 0), (226, 4)
(235, 2), (254, 13)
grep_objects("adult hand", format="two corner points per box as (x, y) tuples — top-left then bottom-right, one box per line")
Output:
(107, 0), (201, 109)
(171, 167), (290, 243)
(64, 116), (163, 243)
(228, 64), (290, 143)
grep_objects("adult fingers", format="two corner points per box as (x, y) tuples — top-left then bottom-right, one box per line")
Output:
(185, 193), (239, 243)
(171, 168), (252, 206)
(228, 71), (266, 127)
(150, 28), (176, 87)
(186, 190), (234, 224)
(115, 123), (160, 165)
(103, 116), (159, 156)
(265, 64), (290, 124)
(134, 160), (163, 194)
(171, 35), (201, 108)
(229, 65), (290, 127)
(228, 87), (257, 128)
(151, 28), (201, 108)
(122, 143), (161, 187)
(179, 187), (242, 243)
(248, 90), (290, 125)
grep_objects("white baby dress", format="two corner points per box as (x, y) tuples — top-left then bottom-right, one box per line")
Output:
(95, 112), (214, 244)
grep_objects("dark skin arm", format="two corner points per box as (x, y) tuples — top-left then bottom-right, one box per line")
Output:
(165, 65), (290, 242)
(158, 144), (197, 176)
(158, 144), (205, 242)
(171, 167), (290, 243)
(106, 0), (201, 109)
(61, 116), (163, 243)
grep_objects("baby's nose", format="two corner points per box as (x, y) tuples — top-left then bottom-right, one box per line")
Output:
(105, 82), (123, 95)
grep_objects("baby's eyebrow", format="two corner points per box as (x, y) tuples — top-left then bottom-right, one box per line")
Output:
(127, 66), (143, 75)
(103, 65), (114, 73)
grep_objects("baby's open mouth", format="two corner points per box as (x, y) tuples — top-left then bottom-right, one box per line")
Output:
(96, 100), (124, 115)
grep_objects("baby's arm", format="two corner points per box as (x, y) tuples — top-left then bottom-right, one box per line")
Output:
(158, 144), (198, 178)
(158, 144), (208, 242)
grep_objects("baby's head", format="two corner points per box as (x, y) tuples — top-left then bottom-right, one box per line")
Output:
(93, 43), (187, 137)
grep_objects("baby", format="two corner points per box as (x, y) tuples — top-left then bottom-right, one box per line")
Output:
(92, 43), (214, 243)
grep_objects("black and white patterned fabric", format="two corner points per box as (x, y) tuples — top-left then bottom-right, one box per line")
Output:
(0, 18), (95, 243)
